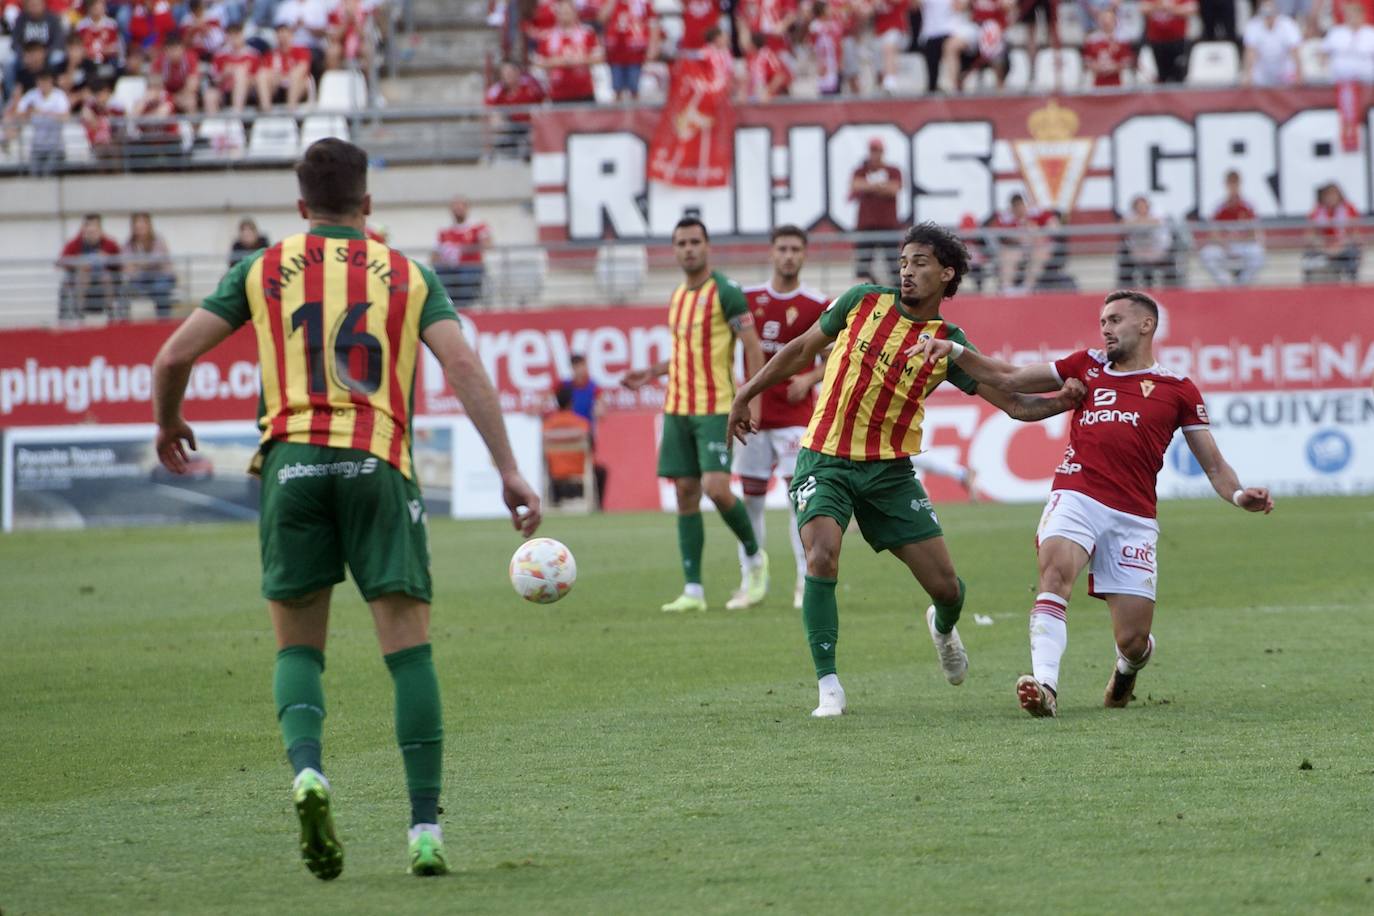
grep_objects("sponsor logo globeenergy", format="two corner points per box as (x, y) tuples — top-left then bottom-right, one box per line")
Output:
(0, 357), (260, 416)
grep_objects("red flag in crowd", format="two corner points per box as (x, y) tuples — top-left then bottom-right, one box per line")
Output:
(1336, 80), (1363, 154)
(647, 52), (735, 188)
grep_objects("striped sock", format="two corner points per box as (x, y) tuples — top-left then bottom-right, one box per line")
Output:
(1029, 592), (1069, 693)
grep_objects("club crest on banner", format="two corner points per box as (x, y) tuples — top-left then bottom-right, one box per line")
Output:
(1012, 101), (1095, 214)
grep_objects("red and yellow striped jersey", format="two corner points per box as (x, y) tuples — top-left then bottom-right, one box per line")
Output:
(664, 270), (750, 416)
(199, 226), (457, 479)
(802, 285), (978, 461)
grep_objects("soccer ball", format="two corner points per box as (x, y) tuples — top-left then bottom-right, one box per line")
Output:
(509, 538), (577, 604)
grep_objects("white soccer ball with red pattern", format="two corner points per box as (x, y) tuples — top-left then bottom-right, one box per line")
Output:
(509, 538), (577, 604)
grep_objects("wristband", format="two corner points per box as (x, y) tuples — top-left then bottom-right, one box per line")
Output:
(1231, 489), (1244, 506)
(947, 342), (966, 361)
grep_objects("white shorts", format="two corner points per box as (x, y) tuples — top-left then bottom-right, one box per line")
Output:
(733, 426), (805, 481)
(1036, 489), (1160, 601)
(878, 28), (909, 50)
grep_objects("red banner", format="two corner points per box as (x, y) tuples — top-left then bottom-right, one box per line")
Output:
(646, 53), (736, 188)
(531, 87), (1373, 242)
(6, 289), (1374, 511)
(0, 323), (260, 426)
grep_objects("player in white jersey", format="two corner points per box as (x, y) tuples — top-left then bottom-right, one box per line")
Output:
(914, 290), (1273, 717)
(727, 225), (830, 610)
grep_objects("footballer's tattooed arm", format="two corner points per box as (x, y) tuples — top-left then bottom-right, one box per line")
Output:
(977, 379), (1088, 422)
(909, 337), (1065, 394)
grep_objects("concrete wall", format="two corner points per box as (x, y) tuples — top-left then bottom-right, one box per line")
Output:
(0, 161), (536, 263)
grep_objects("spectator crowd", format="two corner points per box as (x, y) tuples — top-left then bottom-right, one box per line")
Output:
(481, 0), (1374, 113)
(2, 0), (391, 171)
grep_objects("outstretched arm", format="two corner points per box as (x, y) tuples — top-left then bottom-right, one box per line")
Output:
(910, 336), (1063, 393)
(152, 309), (238, 473)
(1183, 427), (1274, 513)
(728, 322), (833, 443)
(977, 378), (1086, 421)
(424, 317), (543, 536)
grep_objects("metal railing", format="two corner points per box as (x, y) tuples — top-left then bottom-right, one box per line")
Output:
(0, 101), (540, 174)
(1, 219), (1367, 328)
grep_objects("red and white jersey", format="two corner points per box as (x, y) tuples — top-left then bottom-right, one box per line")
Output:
(1082, 30), (1133, 86)
(538, 25), (598, 101)
(745, 45), (791, 99)
(263, 43), (313, 75)
(213, 45), (260, 83)
(601, 0), (657, 65)
(872, 0), (909, 35)
(809, 16), (844, 92)
(739, 0), (797, 49)
(680, 0), (721, 50)
(1050, 349), (1210, 519)
(745, 283), (829, 429)
(1310, 200), (1360, 242)
(77, 15), (122, 64)
(434, 221), (492, 267)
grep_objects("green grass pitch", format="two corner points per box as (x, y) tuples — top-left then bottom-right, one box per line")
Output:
(2, 496), (1372, 913)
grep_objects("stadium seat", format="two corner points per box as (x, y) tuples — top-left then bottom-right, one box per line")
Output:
(591, 63), (615, 104)
(62, 122), (92, 164)
(659, 15), (684, 53)
(315, 70), (368, 112)
(1116, 3), (1145, 42)
(637, 62), (669, 103)
(300, 115), (350, 149)
(112, 76), (147, 112)
(1032, 48), (1083, 91)
(246, 116), (301, 160)
(1186, 41), (1240, 87)
(194, 117), (247, 160)
(1005, 48), (1032, 91)
(1298, 39), (1329, 84)
(595, 244), (648, 302)
(1056, 12), (1085, 47)
(892, 53), (928, 95)
(1136, 44), (1157, 84)
(484, 247), (547, 307)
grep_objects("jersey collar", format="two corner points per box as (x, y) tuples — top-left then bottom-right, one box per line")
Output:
(308, 225), (367, 239)
(1104, 362), (1162, 376)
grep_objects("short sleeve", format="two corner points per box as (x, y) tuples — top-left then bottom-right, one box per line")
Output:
(715, 274), (749, 320)
(198, 254), (256, 329)
(1177, 378), (1210, 430)
(416, 262), (460, 330)
(1052, 349), (1092, 386)
(942, 325), (980, 395)
(817, 284), (870, 338)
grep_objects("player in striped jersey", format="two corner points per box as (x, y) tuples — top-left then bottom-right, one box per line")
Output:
(623, 217), (768, 613)
(151, 140), (543, 879)
(728, 222), (1086, 717)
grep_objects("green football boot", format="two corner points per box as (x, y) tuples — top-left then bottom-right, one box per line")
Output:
(408, 824), (449, 877)
(292, 768), (343, 881)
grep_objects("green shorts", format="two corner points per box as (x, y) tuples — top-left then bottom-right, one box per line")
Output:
(789, 447), (944, 553)
(258, 442), (432, 602)
(658, 413), (732, 478)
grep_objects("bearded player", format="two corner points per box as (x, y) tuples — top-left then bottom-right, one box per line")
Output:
(913, 289), (1274, 718)
(728, 223), (1085, 717)
(726, 224), (829, 611)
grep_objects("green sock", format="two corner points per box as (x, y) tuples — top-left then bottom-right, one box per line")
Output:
(384, 643), (443, 826)
(802, 575), (839, 678)
(677, 512), (705, 585)
(717, 497), (759, 556)
(274, 645), (325, 776)
(932, 576), (966, 635)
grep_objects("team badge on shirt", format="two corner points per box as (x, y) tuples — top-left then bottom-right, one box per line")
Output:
(785, 305), (798, 325)
(1140, 380), (1155, 397)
